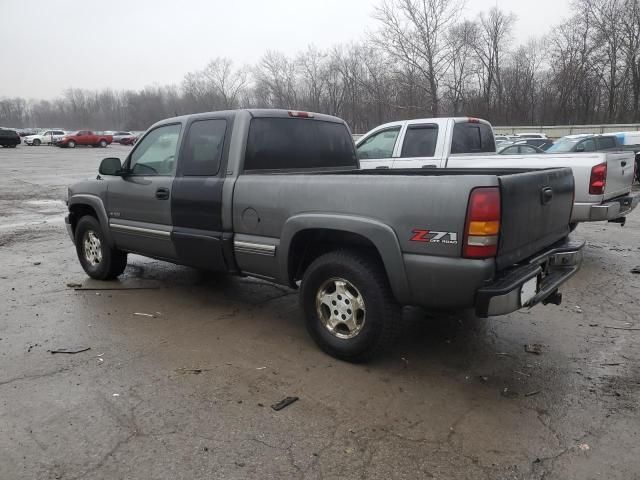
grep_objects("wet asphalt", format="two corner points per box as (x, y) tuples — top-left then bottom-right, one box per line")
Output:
(1, 144), (639, 479)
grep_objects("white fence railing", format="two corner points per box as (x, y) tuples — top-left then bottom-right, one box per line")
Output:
(493, 124), (640, 138)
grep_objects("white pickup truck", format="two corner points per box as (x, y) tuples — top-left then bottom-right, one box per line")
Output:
(356, 118), (639, 226)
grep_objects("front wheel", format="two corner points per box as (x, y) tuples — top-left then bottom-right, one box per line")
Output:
(33, 139), (41, 146)
(300, 250), (401, 362)
(75, 216), (127, 280)
(67, 140), (76, 148)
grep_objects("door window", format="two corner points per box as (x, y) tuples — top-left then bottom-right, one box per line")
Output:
(578, 139), (596, 152)
(180, 119), (227, 176)
(400, 125), (438, 158)
(357, 127), (401, 160)
(129, 124), (181, 175)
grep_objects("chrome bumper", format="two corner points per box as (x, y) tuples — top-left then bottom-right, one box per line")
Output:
(475, 237), (585, 318)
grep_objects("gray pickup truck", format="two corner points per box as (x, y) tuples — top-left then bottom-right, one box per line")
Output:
(66, 109), (584, 361)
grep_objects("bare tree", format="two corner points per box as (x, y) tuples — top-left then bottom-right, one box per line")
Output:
(371, 0), (465, 116)
(474, 7), (517, 122)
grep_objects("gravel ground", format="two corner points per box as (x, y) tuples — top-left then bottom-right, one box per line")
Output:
(1, 144), (639, 480)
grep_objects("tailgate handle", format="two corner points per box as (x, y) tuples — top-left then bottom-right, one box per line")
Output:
(541, 187), (553, 205)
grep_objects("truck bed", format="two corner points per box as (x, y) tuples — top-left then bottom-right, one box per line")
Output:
(233, 167), (574, 272)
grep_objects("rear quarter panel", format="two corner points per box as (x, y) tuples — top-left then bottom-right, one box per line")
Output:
(232, 173), (500, 258)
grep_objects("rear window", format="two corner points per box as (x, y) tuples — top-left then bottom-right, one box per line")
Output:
(244, 118), (357, 171)
(401, 124), (438, 158)
(451, 123), (496, 154)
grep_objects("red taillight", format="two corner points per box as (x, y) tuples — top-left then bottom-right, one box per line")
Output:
(467, 117), (480, 123)
(589, 162), (607, 195)
(288, 111), (314, 118)
(463, 187), (501, 259)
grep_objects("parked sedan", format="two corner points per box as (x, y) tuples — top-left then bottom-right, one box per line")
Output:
(0, 128), (21, 148)
(498, 143), (546, 155)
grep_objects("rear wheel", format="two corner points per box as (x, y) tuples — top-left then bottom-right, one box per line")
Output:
(75, 216), (127, 280)
(300, 250), (401, 362)
(67, 140), (76, 148)
(33, 139), (41, 146)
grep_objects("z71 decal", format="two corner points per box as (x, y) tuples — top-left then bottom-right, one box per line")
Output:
(410, 229), (458, 245)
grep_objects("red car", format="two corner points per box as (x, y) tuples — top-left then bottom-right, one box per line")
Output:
(57, 130), (113, 148)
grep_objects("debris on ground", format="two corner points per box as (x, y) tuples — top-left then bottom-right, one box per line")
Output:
(66, 282), (82, 288)
(177, 368), (210, 375)
(133, 312), (155, 318)
(514, 370), (531, 377)
(49, 346), (91, 354)
(525, 344), (544, 355)
(604, 325), (640, 331)
(631, 267), (640, 274)
(271, 396), (299, 411)
(112, 393), (120, 397)
(501, 388), (518, 399)
(479, 376), (489, 383)
(574, 306), (583, 314)
(578, 443), (590, 452)
(525, 390), (541, 397)
(33, 262), (41, 266)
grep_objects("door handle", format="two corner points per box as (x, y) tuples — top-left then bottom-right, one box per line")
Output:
(155, 187), (170, 200)
(621, 161), (627, 167)
(422, 164), (437, 168)
(375, 166), (389, 169)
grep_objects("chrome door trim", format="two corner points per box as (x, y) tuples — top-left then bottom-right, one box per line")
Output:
(110, 223), (171, 238)
(234, 240), (276, 257)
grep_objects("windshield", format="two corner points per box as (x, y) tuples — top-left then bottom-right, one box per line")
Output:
(546, 138), (581, 153)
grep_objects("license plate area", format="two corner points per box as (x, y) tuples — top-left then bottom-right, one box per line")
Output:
(520, 276), (539, 307)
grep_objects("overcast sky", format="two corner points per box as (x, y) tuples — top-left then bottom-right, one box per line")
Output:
(0, 0), (572, 99)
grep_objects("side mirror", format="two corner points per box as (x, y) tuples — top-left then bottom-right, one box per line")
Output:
(99, 157), (122, 176)
(575, 144), (585, 153)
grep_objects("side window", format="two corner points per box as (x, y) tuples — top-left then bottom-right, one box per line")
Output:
(401, 125), (438, 158)
(451, 123), (496, 154)
(180, 119), (226, 176)
(356, 127), (401, 160)
(597, 137), (616, 150)
(129, 124), (181, 176)
(580, 139), (596, 152)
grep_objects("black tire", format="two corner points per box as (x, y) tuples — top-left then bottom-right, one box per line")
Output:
(75, 216), (127, 280)
(300, 250), (401, 363)
(67, 140), (76, 148)
(99, 139), (107, 148)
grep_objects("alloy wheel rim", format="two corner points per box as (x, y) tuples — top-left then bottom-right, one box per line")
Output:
(315, 277), (366, 339)
(83, 231), (102, 266)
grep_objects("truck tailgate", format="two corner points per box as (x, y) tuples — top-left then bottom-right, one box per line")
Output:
(603, 151), (636, 200)
(497, 168), (574, 270)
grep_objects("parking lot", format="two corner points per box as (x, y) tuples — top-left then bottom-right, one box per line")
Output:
(1, 144), (639, 479)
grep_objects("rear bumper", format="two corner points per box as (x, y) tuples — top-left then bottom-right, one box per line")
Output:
(572, 192), (640, 222)
(475, 237), (584, 317)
